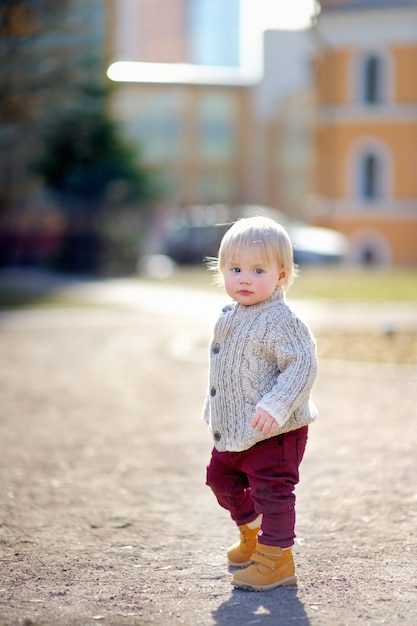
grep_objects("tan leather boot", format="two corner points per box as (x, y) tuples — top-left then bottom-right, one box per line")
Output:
(232, 541), (297, 591)
(227, 524), (260, 567)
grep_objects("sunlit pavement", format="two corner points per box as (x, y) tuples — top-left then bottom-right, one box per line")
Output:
(1, 268), (416, 334)
(1, 271), (416, 626)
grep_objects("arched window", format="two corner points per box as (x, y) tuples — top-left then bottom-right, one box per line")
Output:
(348, 139), (392, 203)
(363, 55), (380, 104)
(356, 52), (390, 105)
(351, 229), (391, 266)
(361, 153), (380, 199)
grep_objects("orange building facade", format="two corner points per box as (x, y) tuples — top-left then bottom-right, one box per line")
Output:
(312, 0), (417, 265)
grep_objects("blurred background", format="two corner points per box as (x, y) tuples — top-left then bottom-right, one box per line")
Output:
(0, 0), (416, 276)
(1, 7), (416, 624)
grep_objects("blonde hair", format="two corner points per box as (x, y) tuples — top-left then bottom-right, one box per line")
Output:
(208, 216), (297, 290)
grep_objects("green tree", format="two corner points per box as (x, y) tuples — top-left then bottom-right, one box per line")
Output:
(35, 84), (163, 273)
(36, 84), (159, 213)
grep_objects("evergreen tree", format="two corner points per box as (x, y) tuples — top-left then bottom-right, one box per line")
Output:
(35, 83), (163, 273)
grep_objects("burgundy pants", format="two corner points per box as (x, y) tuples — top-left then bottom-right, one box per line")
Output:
(206, 426), (308, 548)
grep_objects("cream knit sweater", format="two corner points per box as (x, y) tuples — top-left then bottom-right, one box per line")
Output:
(203, 288), (318, 452)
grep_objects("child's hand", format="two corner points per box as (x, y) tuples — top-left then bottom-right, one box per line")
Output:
(251, 408), (279, 436)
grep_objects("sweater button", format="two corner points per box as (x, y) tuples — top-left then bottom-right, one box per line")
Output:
(210, 387), (216, 397)
(212, 343), (220, 354)
(214, 431), (221, 441)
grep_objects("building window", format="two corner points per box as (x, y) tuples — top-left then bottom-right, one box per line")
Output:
(200, 173), (236, 203)
(356, 52), (387, 105)
(351, 49), (394, 106)
(349, 139), (392, 203)
(198, 94), (237, 163)
(363, 55), (381, 104)
(119, 92), (185, 163)
(189, 0), (240, 67)
(352, 229), (391, 266)
(361, 153), (380, 199)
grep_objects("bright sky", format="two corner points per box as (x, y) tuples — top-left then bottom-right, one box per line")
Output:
(240, 0), (318, 72)
(242, 0), (317, 32)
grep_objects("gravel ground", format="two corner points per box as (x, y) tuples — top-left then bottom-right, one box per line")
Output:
(0, 278), (416, 625)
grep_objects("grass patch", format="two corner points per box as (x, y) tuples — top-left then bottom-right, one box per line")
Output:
(0, 265), (416, 309)
(0, 286), (53, 309)
(289, 266), (417, 301)
(150, 265), (417, 302)
(0, 286), (95, 310)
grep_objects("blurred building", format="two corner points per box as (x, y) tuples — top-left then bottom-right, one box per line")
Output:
(311, 0), (417, 264)
(112, 0), (240, 67)
(3, 0), (415, 268)
(0, 0), (316, 272)
(107, 1), (315, 218)
(108, 80), (253, 208)
(0, 0), (313, 239)
(111, 0), (240, 66)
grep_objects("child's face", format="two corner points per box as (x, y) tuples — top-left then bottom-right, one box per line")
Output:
(223, 248), (286, 306)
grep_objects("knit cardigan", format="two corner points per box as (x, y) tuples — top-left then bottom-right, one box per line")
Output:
(202, 287), (318, 452)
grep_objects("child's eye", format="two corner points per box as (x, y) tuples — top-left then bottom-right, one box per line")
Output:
(254, 268), (264, 275)
(232, 267), (241, 273)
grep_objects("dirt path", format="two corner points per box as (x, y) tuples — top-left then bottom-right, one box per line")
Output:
(0, 292), (416, 625)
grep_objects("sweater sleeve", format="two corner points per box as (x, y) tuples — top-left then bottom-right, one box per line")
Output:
(256, 315), (317, 427)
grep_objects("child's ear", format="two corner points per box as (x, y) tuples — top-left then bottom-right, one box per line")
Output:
(277, 270), (287, 287)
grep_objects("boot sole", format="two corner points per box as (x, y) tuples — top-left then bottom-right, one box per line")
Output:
(232, 574), (297, 591)
(228, 559), (252, 568)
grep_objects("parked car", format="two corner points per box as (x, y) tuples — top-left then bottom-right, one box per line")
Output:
(161, 220), (348, 266)
(286, 223), (349, 265)
(162, 223), (228, 264)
